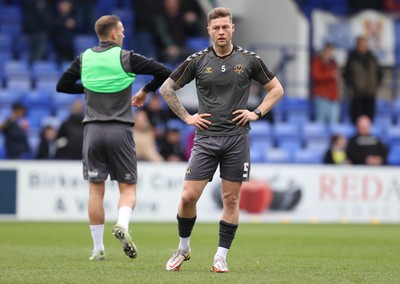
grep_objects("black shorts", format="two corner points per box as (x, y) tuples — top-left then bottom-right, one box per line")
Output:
(82, 122), (137, 184)
(185, 134), (250, 182)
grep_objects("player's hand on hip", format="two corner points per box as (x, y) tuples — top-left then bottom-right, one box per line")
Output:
(186, 113), (211, 130)
(131, 88), (148, 107)
(232, 109), (257, 126)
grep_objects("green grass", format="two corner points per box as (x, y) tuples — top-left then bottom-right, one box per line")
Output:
(0, 222), (399, 284)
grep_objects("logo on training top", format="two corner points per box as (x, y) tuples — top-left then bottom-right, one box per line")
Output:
(234, 64), (245, 75)
(185, 167), (192, 175)
(88, 169), (99, 178)
(204, 66), (213, 73)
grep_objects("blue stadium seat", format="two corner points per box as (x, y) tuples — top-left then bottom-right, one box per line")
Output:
(3, 60), (31, 81)
(286, 112), (310, 127)
(304, 139), (329, 156)
(25, 90), (53, 107)
(276, 139), (302, 157)
(36, 79), (58, 96)
(6, 78), (31, 97)
(302, 122), (330, 145)
(27, 109), (53, 131)
(386, 126), (400, 147)
(0, 88), (23, 107)
(0, 23), (22, 39)
(186, 36), (210, 51)
(272, 122), (300, 139)
(0, 133), (5, 159)
(250, 120), (271, 140)
(387, 145), (400, 165)
(0, 5), (22, 25)
(32, 61), (59, 82)
(250, 139), (273, 161)
(74, 34), (98, 55)
(330, 122), (355, 138)
(0, 33), (12, 52)
(263, 147), (291, 163)
(292, 148), (322, 164)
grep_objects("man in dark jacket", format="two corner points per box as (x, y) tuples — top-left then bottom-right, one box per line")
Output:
(343, 36), (382, 123)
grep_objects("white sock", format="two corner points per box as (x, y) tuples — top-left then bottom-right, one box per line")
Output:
(117, 206), (132, 231)
(214, 247), (229, 260)
(90, 224), (105, 252)
(178, 237), (191, 252)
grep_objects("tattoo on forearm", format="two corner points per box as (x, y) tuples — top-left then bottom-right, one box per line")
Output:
(160, 79), (189, 121)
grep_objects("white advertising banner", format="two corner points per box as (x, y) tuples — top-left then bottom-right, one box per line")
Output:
(0, 161), (399, 223)
(312, 9), (395, 66)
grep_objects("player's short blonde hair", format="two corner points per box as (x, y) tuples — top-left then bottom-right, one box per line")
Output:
(94, 15), (121, 39)
(207, 7), (232, 24)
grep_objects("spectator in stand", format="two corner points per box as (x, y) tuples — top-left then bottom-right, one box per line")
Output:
(323, 134), (348, 164)
(311, 43), (340, 125)
(143, 93), (174, 144)
(0, 102), (31, 159)
(36, 124), (58, 159)
(75, 0), (98, 34)
(130, 0), (159, 58)
(343, 36), (382, 124)
(133, 110), (164, 162)
(53, 0), (78, 63)
(346, 115), (388, 165)
(154, 0), (195, 65)
(23, 0), (54, 64)
(159, 127), (186, 161)
(55, 99), (84, 160)
(181, 0), (206, 37)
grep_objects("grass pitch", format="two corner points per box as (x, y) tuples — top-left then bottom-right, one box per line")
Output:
(0, 222), (399, 283)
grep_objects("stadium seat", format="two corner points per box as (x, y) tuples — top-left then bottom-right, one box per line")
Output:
(386, 126), (400, 147)
(36, 79), (58, 96)
(286, 111), (310, 128)
(186, 36), (210, 51)
(276, 139), (302, 157)
(301, 122), (330, 144)
(292, 148), (322, 164)
(330, 122), (355, 138)
(272, 122), (300, 140)
(32, 61), (60, 82)
(3, 60), (31, 81)
(304, 139), (329, 156)
(0, 33), (12, 52)
(250, 139), (273, 163)
(27, 109), (53, 131)
(387, 144), (400, 165)
(250, 120), (272, 140)
(0, 133), (5, 159)
(6, 78), (31, 97)
(74, 34), (98, 55)
(25, 89), (53, 108)
(263, 147), (291, 163)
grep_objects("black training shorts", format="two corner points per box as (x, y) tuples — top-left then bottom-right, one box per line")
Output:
(83, 122), (137, 184)
(185, 134), (250, 182)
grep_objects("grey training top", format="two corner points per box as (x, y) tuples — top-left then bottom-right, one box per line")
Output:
(170, 45), (275, 136)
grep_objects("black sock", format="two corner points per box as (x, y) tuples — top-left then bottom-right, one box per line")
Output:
(218, 220), (238, 249)
(177, 215), (197, 238)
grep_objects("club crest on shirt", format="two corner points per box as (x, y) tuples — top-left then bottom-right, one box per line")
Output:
(204, 66), (213, 74)
(234, 64), (245, 75)
(185, 167), (192, 175)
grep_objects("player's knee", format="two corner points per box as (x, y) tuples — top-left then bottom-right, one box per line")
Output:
(180, 192), (199, 206)
(222, 194), (240, 209)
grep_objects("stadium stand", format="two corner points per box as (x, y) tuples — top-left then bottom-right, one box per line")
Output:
(0, 0), (400, 165)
